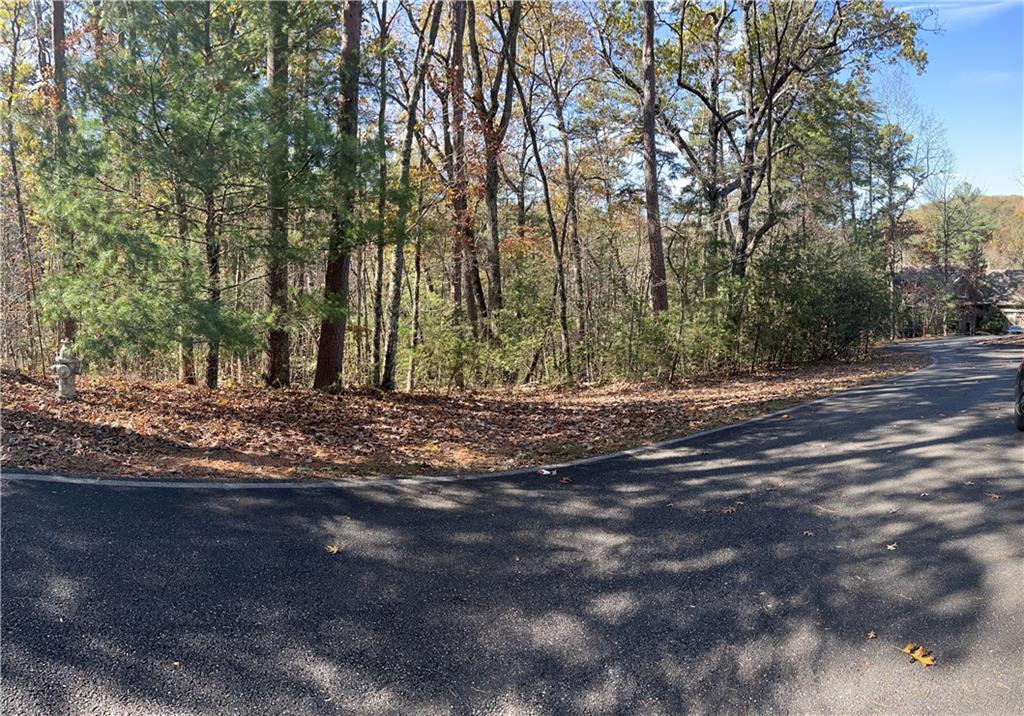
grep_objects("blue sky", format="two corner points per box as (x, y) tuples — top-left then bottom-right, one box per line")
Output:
(888, 0), (1023, 195)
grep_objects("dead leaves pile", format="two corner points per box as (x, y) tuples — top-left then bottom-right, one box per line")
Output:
(0, 350), (927, 481)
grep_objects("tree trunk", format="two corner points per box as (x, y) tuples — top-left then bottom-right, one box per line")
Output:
(449, 1), (481, 330)
(371, 0), (389, 386)
(203, 190), (220, 389)
(4, 8), (44, 367)
(406, 176), (424, 392)
(265, 0), (290, 387)
(510, 63), (571, 378)
(641, 1), (668, 313)
(174, 184), (197, 384)
(52, 0), (77, 342)
(379, 1), (442, 390)
(482, 154), (502, 311)
(440, 89), (463, 322)
(553, 97), (587, 375)
(466, 1), (522, 314)
(313, 0), (362, 391)
(199, 2), (219, 388)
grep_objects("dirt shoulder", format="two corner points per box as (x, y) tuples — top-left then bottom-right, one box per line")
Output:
(1, 350), (930, 482)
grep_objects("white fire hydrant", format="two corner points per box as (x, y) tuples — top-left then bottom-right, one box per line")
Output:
(51, 339), (81, 400)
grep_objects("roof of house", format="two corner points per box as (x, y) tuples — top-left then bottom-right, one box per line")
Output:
(897, 268), (1024, 306)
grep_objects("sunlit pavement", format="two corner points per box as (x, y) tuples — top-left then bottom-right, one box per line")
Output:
(2, 337), (1022, 714)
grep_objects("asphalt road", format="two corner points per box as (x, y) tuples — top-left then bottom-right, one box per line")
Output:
(2, 337), (1022, 715)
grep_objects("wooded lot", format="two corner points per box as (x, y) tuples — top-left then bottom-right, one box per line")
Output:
(0, 0), (1014, 391)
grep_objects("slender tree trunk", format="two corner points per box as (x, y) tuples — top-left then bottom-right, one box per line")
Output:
(4, 8), (44, 367)
(199, 2), (220, 388)
(174, 184), (197, 384)
(703, 12), (726, 298)
(314, 0), (362, 391)
(510, 66), (571, 377)
(482, 151), (502, 312)
(52, 0), (77, 342)
(449, 1), (480, 330)
(406, 175), (424, 392)
(203, 190), (220, 388)
(371, 0), (388, 386)
(641, 1), (668, 313)
(34, 0), (49, 79)
(380, 1), (442, 390)
(265, 0), (290, 387)
(440, 90), (462, 322)
(888, 189), (898, 341)
(466, 1), (521, 314)
(553, 98), (587, 375)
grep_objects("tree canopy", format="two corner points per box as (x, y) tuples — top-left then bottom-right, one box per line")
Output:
(2, 0), (1003, 389)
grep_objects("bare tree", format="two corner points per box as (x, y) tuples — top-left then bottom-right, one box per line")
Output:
(380, 0), (443, 391)
(466, 0), (522, 313)
(509, 48), (572, 377)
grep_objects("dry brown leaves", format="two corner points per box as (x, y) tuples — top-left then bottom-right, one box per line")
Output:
(899, 642), (937, 667)
(0, 350), (928, 482)
(977, 334), (1024, 347)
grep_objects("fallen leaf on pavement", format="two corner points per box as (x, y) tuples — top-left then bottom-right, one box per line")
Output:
(171, 661), (181, 668)
(888, 508), (899, 514)
(899, 642), (936, 667)
(886, 543), (898, 551)
(867, 630), (877, 639)
(984, 492), (1001, 500)
(964, 481), (975, 486)
(722, 506), (737, 514)
(325, 544), (341, 554)
(559, 476), (572, 484)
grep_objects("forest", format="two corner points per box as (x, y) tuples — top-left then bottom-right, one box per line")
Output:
(0, 0), (1011, 392)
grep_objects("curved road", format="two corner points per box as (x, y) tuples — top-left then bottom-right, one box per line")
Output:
(3, 338), (1022, 714)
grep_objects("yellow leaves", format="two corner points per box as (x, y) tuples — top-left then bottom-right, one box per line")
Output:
(899, 642), (936, 667)
(324, 544), (341, 555)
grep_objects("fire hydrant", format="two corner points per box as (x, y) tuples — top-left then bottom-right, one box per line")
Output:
(51, 339), (81, 400)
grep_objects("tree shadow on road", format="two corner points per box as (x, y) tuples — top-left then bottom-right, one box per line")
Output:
(2, 342), (1021, 714)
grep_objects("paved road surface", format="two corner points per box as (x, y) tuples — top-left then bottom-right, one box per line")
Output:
(3, 337), (1022, 714)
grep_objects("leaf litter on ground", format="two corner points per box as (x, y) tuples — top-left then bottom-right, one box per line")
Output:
(0, 351), (929, 481)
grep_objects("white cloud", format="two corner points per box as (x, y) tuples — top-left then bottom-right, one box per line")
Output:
(891, 0), (1018, 27)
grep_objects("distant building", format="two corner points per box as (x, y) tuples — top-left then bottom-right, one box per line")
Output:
(896, 268), (1024, 335)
